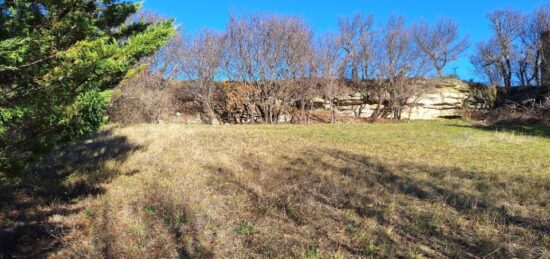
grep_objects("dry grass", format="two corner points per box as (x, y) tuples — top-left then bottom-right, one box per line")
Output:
(2, 121), (550, 258)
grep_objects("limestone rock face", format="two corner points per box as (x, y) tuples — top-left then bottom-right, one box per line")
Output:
(402, 79), (470, 120)
(329, 79), (495, 120)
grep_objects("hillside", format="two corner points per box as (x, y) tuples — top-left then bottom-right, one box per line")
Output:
(109, 78), (497, 125)
(1, 121), (550, 258)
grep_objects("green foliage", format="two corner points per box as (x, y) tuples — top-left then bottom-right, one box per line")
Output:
(83, 210), (95, 219)
(144, 205), (157, 213)
(305, 246), (320, 258)
(234, 223), (254, 235)
(60, 90), (108, 140)
(0, 1), (175, 175)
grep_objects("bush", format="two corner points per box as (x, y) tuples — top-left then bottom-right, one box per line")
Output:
(108, 73), (201, 124)
(217, 82), (260, 123)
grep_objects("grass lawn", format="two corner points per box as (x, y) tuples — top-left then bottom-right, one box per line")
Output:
(1, 120), (549, 258)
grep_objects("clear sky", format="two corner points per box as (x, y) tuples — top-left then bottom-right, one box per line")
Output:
(141, 0), (548, 80)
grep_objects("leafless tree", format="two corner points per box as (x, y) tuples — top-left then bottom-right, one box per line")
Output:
(487, 8), (525, 91)
(287, 33), (316, 124)
(224, 13), (313, 123)
(513, 42), (537, 86)
(543, 31), (550, 88)
(472, 5), (550, 89)
(123, 10), (186, 78)
(278, 16), (314, 123)
(471, 40), (505, 87)
(370, 15), (430, 120)
(314, 33), (342, 123)
(412, 17), (469, 77)
(337, 14), (374, 81)
(521, 4), (550, 87)
(146, 33), (185, 79)
(181, 29), (224, 125)
(336, 14), (377, 119)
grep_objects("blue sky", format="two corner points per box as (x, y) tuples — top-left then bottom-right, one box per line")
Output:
(141, 0), (548, 80)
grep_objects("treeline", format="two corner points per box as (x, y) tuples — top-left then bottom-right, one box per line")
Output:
(471, 5), (550, 91)
(136, 12), (468, 124)
(134, 4), (549, 125)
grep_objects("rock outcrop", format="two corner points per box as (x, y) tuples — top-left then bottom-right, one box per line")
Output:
(326, 78), (495, 120)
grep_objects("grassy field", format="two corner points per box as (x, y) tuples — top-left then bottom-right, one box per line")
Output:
(1, 120), (550, 258)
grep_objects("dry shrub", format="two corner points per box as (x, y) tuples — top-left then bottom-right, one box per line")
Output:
(308, 109), (372, 123)
(217, 82), (261, 123)
(459, 108), (487, 121)
(485, 91), (550, 125)
(108, 72), (201, 124)
(467, 86), (550, 125)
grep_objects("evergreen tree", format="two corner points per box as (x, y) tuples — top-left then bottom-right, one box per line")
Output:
(0, 0), (174, 175)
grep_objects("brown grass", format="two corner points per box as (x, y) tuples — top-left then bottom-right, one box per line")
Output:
(2, 121), (550, 258)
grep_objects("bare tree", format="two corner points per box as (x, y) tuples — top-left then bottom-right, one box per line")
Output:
(124, 10), (186, 78)
(314, 33), (342, 123)
(286, 29), (316, 123)
(337, 14), (374, 81)
(543, 31), (550, 88)
(370, 15), (430, 120)
(181, 29), (224, 125)
(486, 8), (525, 91)
(521, 4), (550, 87)
(412, 17), (469, 77)
(472, 5), (550, 89)
(281, 16), (314, 123)
(513, 42), (537, 86)
(224, 13), (312, 123)
(471, 40), (505, 87)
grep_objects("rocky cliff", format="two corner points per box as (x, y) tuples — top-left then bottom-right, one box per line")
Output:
(326, 78), (495, 120)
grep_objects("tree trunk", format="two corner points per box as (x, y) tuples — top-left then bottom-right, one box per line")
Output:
(275, 101), (285, 123)
(300, 100), (306, 123)
(307, 101), (312, 124)
(505, 58), (513, 92)
(257, 103), (266, 123)
(352, 60), (359, 81)
(265, 102), (272, 124)
(356, 104), (366, 117)
(331, 106), (336, 123)
(370, 89), (383, 120)
(203, 100), (219, 126)
(437, 68), (443, 78)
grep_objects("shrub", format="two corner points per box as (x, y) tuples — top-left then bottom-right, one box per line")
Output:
(108, 73), (201, 124)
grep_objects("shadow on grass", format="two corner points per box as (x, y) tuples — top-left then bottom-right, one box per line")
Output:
(207, 148), (548, 258)
(0, 129), (142, 258)
(87, 180), (214, 258)
(451, 122), (550, 139)
(4, 126), (546, 258)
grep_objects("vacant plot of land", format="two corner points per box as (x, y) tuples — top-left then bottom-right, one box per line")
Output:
(1, 121), (549, 258)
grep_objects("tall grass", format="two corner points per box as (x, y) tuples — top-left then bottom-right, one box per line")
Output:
(2, 121), (549, 258)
